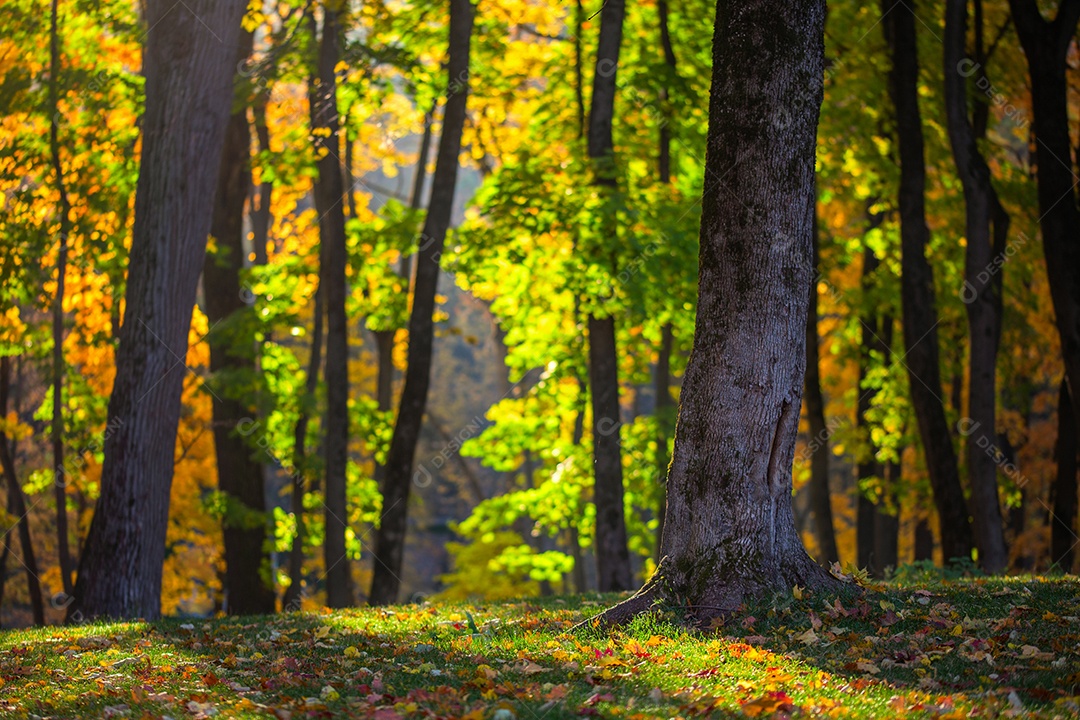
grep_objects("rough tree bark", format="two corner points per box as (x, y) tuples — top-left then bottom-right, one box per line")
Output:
(881, 0), (974, 564)
(1008, 0), (1080, 445)
(309, 7), (353, 608)
(1051, 379), (1077, 570)
(653, 0), (677, 563)
(368, 0), (473, 606)
(48, 0), (74, 597)
(586, 0), (633, 593)
(0, 356), (45, 625)
(944, 0), (1008, 573)
(805, 214), (839, 565)
(204, 32), (276, 615)
(68, 0), (248, 621)
(587, 0), (837, 629)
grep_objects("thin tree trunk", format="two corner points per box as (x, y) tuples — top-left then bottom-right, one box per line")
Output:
(309, 7), (353, 609)
(1008, 0), (1080, 445)
(1051, 379), (1078, 571)
(805, 212), (839, 565)
(874, 458), (901, 572)
(368, 0), (474, 606)
(944, 0), (1008, 573)
(589, 0), (836, 629)
(283, 288), (324, 611)
(399, 107), (434, 282)
(882, 0), (974, 565)
(856, 246), (883, 573)
(585, 0), (633, 593)
(251, 96), (273, 267)
(0, 357), (45, 625)
(69, 0), (248, 621)
(204, 31), (276, 615)
(48, 0), (74, 597)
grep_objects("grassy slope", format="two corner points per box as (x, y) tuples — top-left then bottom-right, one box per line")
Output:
(1, 576), (1078, 719)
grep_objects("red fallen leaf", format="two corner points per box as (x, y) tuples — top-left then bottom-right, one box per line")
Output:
(689, 668), (722, 678)
(373, 708), (403, 720)
(741, 691), (794, 717)
(201, 671), (220, 687)
(881, 610), (900, 627)
(585, 692), (616, 706)
(808, 611), (822, 630)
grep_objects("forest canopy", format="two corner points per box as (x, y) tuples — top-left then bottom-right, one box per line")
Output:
(0, 0), (1077, 626)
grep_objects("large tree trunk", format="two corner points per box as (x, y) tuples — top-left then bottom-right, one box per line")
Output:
(881, 0), (974, 565)
(368, 0), (473, 606)
(653, 0), (677, 564)
(585, 0), (632, 593)
(1051, 379), (1077, 571)
(0, 357), (45, 625)
(589, 0), (836, 629)
(204, 33), (276, 616)
(805, 213), (838, 565)
(1008, 0), (1080, 445)
(944, 0), (1008, 573)
(69, 0), (248, 621)
(48, 0), (74, 597)
(309, 8), (353, 609)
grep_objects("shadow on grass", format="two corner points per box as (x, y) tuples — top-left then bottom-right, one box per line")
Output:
(2, 578), (1078, 718)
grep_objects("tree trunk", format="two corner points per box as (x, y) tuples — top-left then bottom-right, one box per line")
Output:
(588, 0), (836, 629)
(69, 0), (248, 621)
(1051, 379), (1077, 571)
(874, 458), (900, 572)
(805, 213), (839, 565)
(48, 0), (74, 597)
(1008, 0), (1080, 446)
(655, 323), (673, 561)
(282, 288), (323, 611)
(0, 356), (45, 625)
(881, 0), (974, 565)
(585, 0), (633, 593)
(251, 96), (273, 267)
(652, 0), (677, 564)
(944, 0), (1007, 573)
(368, 0), (473, 606)
(204, 32), (276, 616)
(856, 246), (883, 573)
(309, 7), (354, 609)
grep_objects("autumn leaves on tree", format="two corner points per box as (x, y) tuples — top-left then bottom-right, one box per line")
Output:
(0, 0), (1079, 625)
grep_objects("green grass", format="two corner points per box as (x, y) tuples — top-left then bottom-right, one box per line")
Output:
(2, 576), (1079, 718)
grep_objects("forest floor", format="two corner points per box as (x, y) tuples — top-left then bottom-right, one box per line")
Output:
(1, 574), (1078, 719)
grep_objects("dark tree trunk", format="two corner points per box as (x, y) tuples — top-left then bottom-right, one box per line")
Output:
(399, 107), (434, 282)
(874, 458), (901, 572)
(585, 0), (633, 593)
(881, 0), (974, 565)
(0, 357), (45, 625)
(282, 288), (323, 611)
(589, 0), (836, 628)
(856, 246), (884, 573)
(914, 517), (934, 561)
(309, 8), (353, 608)
(805, 214), (839, 565)
(48, 0), (73, 597)
(69, 0), (248, 621)
(251, 97), (273, 267)
(944, 0), (1007, 573)
(204, 33), (276, 616)
(1051, 379), (1077, 571)
(368, 0), (473, 606)
(1008, 0), (1080, 446)
(588, 315), (632, 590)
